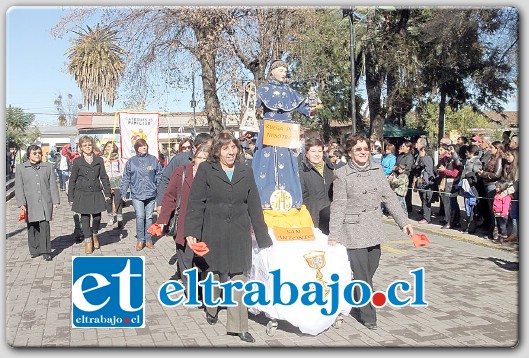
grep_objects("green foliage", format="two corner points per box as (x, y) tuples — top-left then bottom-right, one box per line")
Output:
(6, 106), (40, 150)
(406, 103), (498, 145)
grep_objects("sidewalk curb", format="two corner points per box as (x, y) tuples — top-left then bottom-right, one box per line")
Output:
(383, 217), (518, 253)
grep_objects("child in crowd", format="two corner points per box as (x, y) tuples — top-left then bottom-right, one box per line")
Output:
(492, 180), (512, 244)
(388, 164), (409, 216)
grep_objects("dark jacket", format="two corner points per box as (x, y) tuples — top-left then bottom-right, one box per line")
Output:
(15, 161), (60, 222)
(68, 155), (111, 214)
(328, 158), (409, 249)
(395, 152), (414, 176)
(121, 153), (163, 200)
(156, 151), (193, 204)
(157, 163), (194, 246)
(479, 155), (503, 187)
(184, 161), (272, 273)
(299, 156), (334, 232)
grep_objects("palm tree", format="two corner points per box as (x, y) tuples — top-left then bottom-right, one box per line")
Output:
(66, 24), (126, 112)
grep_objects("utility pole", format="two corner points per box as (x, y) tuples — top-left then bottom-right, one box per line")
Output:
(191, 71), (197, 128)
(345, 7), (356, 135)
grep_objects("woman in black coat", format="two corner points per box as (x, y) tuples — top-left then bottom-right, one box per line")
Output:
(184, 131), (272, 343)
(68, 135), (111, 254)
(299, 138), (334, 234)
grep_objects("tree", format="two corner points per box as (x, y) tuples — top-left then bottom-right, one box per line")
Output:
(6, 106), (40, 151)
(54, 93), (83, 126)
(66, 23), (126, 112)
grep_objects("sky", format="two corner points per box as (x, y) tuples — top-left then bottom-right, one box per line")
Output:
(5, 6), (199, 127)
(4, 5), (520, 128)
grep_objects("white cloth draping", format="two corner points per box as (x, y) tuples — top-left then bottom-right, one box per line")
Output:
(249, 228), (353, 335)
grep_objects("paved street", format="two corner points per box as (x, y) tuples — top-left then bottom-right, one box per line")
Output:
(4, 190), (519, 349)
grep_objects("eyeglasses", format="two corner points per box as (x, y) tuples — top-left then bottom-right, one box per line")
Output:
(31, 152), (42, 155)
(181, 146), (192, 150)
(81, 143), (92, 147)
(353, 147), (370, 153)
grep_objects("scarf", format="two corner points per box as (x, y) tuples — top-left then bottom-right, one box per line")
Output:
(310, 160), (325, 177)
(83, 153), (94, 165)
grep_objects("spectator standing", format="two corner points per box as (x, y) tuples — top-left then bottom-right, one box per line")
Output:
(68, 136), (111, 254)
(436, 144), (461, 229)
(415, 146), (436, 224)
(394, 141), (414, 213)
(459, 145), (482, 233)
(508, 135), (518, 150)
(492, 180), (512, 244)
(329, 147), (347, 170)
(156, 144), (212, 292)
(184, 132), (272, 343)
(299, 138), (335, 235)
(328, 134), (413, 330)
(455, 136), (469, 164)
(387, 164), (409, 215)
(371, 142), (383, 165)
(381, 144), (396, 177)
(101, 141), (124, 227)
(501, 131), (511, 151)
(477, 141), (505, 239)
(503, 148), (518, 242)
(121, 138), (163, 251)
(15, 145), (60, 261)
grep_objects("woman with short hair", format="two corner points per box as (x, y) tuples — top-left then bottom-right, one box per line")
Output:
(121, 138), (163, 251)
(68, 135), (111, 254)
(328, 134), (413, 330)
(15, 145), (60, 261)
(299, 137), (334, 235)
(184, 131), (272, 343)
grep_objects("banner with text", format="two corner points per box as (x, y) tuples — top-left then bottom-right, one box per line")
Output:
(119, 112), (160, 160)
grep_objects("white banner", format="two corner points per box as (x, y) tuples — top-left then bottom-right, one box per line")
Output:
(118, 112), (159, 160)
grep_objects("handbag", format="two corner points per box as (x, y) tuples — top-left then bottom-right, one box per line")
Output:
(166, 166), (187, 237)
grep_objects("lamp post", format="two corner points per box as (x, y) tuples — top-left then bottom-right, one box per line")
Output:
(343, 7), (356, 135)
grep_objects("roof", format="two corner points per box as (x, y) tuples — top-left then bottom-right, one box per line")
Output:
(382, 120), (428, 138)
(37, 126), (79, 136)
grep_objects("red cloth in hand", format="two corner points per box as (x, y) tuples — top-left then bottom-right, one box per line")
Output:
(190, 242), (209, 256)
(19, 207), (27, 222)
(412, 233), (430, 247)
(147, 223), (163, 237)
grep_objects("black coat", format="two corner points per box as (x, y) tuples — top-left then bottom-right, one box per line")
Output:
(184, 161), (272, 273)
(68, 155), (111, 214)
(299, 156), (334, 233)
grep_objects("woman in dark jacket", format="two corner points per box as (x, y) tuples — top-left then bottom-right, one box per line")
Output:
(299, 137), (334, 235)
(184, 131), (272, 343)
(68, 135), (111, 254)
(156, 143), (211, 291)
(478, 141), (505, 239)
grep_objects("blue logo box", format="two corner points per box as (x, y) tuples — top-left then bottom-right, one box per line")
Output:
(72, 256), (145, 328)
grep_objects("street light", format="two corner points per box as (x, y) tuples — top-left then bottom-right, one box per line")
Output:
(342, 7), (356, 135)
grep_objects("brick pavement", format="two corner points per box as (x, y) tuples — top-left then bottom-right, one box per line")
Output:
(4, 190), (519, 348)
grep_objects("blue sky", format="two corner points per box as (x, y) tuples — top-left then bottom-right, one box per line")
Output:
(5, 6), (519, 127)
(6, 6), (198, 126)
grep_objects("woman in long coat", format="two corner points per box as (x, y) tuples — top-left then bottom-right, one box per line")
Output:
(156, 144), (211, 291)
(328, 134), (413, 331)
(68, 135), (111, 254)
(15, 145), (60, 261)
(184, 131), (272, 343)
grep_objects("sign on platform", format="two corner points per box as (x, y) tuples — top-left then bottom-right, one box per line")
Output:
(262, 120), (300, 148)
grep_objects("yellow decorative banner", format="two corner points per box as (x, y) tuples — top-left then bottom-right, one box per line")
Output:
(273, 226), (315, 241)
(262, 120), (300, 148)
